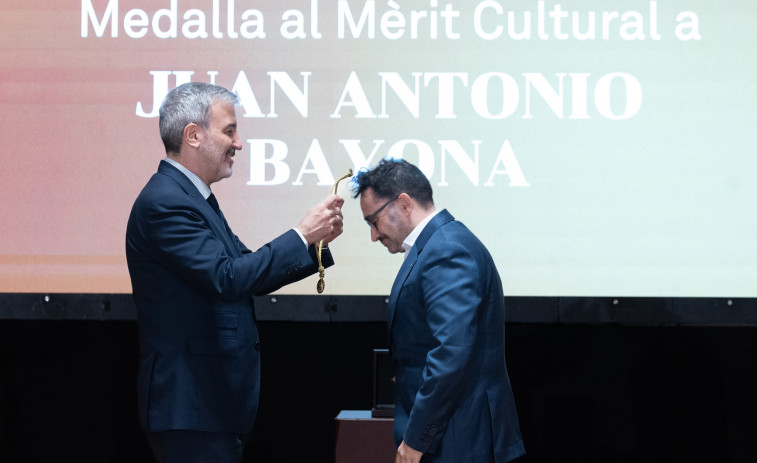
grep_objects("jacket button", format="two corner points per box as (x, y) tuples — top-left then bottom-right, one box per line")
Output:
(254, 341), (261, 350)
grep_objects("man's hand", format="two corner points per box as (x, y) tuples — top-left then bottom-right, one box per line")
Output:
(396, 441), (423, 463)
(297, 194), (345, 246)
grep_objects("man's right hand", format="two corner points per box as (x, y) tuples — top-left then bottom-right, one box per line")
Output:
(297, 194), (345, 246)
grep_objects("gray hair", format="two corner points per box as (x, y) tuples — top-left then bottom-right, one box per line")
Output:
(158, 82), (239, 154)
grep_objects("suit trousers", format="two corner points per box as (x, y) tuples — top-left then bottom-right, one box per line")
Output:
(147, 430), (244, 463)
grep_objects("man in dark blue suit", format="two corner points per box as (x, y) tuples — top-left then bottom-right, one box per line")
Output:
(126, 82), (344, 463)
(352, 159), (525, 463)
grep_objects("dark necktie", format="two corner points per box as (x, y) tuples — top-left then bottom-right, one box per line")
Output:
(207, 193), (222, 218)
(207, 193), (241, 255)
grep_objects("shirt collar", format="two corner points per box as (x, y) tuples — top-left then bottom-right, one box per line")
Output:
(402, 209), (440, 258)
(164, 157), (212, 200)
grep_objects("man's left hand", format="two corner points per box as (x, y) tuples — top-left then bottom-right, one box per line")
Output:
(396, 440), (423, 463)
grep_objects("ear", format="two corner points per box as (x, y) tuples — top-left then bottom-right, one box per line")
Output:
(183, 123), (203, 149)
(396, 193), (414, 214)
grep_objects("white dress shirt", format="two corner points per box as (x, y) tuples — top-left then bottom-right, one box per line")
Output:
(401, 209), (441, 259)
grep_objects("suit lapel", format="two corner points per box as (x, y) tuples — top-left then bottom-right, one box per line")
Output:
(386, 209), (455, 347)
(209, 204), (242, 257)
(387, 250), (417, 345)
(158, 161), (241, 258)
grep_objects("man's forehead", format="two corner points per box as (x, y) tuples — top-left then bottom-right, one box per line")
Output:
(361, 187), (380, 203)
(359, 188), (379, 210)
(209, 101), (237, 124)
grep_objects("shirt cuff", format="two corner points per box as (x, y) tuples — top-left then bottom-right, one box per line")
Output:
(293, 228), (308, 247)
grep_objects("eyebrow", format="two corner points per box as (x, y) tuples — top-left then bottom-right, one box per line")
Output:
(363, 195), (398, 221)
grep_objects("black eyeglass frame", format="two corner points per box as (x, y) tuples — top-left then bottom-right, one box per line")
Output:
(364, 195), (399, 230)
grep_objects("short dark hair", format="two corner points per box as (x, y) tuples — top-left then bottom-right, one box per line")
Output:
(351, 159), (434, 207)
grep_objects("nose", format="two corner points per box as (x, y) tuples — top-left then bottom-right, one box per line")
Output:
(232, 132), (243, 151)
(370, 226), (379, 242)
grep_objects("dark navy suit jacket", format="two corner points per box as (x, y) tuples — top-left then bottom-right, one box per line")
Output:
(125, 160), (332, 433)
(388, 209), (525, 462)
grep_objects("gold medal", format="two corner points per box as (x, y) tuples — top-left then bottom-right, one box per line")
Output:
(316, 169), (352, 293)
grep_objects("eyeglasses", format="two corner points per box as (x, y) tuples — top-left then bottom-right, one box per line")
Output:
(364, 195), (399, 230)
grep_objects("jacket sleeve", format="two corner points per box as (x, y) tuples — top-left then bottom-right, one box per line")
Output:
(402, 240), (483, 453)
(138, 197), (332, 302)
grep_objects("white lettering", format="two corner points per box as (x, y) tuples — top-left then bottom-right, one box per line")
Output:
(485, 140), (530, 187)
(474, 1), (662, 41)
(340, 140), (385, 173)
(386, 139), (436, 179)
(227, 0), (238, 38)
(338, 0), (375, 39)
(81, 0), (118, 38)
(268, 72), (310, 118)
(675, 12), (701, 41)
(247, 139), (290, 185)
(152, 0), (178, 39)
(594, 73), (643, 120)
(240, 10), (265, 39)
(81, 0), (266, 40)
(135, 71), (194, 118)
(471, 73), (519, 119)
(331, 72), (377, 119)
(182, 10), (208, 39)
(424, 73), (468, 119)
(281, 10), (307, 39)
(523, 73), (565, 119)
(230, 71), (265, 118)
(380, 72), (422, 119)
(244, 138), (529, 187)
(293, 140), (335, 186)
(124, 9), (149, 39)
(337, 0), (458, 40)
(439, 140), (480, 186)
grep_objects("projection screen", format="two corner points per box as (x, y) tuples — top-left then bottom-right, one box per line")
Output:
(1, 0), (755, 297)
